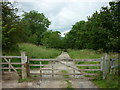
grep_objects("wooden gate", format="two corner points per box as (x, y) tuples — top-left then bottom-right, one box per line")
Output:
(1, 52), (119, 80)
(0, 52), (28, 79)
(28, 58), (101, 80)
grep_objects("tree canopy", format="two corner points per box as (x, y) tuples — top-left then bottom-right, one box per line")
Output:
(2, 0), (120, 53)
(21, 10), (51, 45)
(64, 1), (120, 52)
(2, 1), (25, 52)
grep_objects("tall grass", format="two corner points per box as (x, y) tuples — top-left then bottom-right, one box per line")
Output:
(68, 49), (102, 59)
(68, 49), (119, 88)
(19, 43), (61, 58)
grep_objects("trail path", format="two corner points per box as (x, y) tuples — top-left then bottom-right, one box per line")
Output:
(29, 52), (98, 88)
(2, 52), (98, 88)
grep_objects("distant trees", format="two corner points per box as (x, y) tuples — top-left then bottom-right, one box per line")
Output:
(21, 10), (51, 45)
(41, 30), (63, 49)
(64, 1), (120, 52)
(2, 0), (120, 53)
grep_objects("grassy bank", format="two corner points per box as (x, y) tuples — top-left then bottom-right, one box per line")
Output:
(68, 49), (119, 88)
(3, 43), (61, 59)
(68, 49), (102, 59)
(2, 43), (61, 70)
(19, 43), (61, 58)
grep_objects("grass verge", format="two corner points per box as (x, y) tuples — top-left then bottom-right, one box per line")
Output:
(19, 43), (61, 58)
(68, 49), (119, 88)
(68, 49), (102, 59)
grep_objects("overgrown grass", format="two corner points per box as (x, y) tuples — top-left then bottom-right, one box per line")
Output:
(92, 74), (120, 88)
(68, 49), (102, 59)
(19, 43), (61, 58)
(2, 43), (61, 71)
(68, 49), (119, 88)
(3, 43), (61, 58)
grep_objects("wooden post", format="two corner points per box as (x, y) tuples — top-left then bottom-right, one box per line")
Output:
(52, 66), (54, 78)
(110, 59), (113, 74)
(26, 57), (30, 77)
(21, 52), (27, 79)
(40, 61), (42, 78)
(102, 53), (110, 80)
(9, 59), (11, 72)
(73, 69), (75, 78)
(52, 61), (55, 78)
(118, 53), (120, 75)
(101, 56), (103, 71)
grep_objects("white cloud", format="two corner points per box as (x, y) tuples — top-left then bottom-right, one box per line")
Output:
(10, 0), (113, 35)
(61, 30), (70, 37)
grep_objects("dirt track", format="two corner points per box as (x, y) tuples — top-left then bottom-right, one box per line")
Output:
(2, 52), (98, 88)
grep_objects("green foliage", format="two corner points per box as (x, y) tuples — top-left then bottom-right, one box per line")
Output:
(2, 1), (27, 53)
(64, 1), (120, 52)
(93, 74), (120, 88)
(19, 43), (61, 58)
(68, 49), (102, 59)
(41, 30), (64, 49)
(21, 10), (51, 45)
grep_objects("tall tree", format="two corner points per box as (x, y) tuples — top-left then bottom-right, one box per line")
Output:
(64, 1), (120, 52)
(41, 30), (63, 48)
(2, 1), (24, 52)
(21, 10), (51, 45)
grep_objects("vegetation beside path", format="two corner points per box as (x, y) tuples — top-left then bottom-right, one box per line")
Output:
(4, 43), (61, 59)
(68, 49), (119, 89)
(19, 43), (61, 58)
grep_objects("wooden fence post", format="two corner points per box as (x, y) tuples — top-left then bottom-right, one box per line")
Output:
(9, 59), (11, 72)
(102, 53), (110, 80)
(21, 52), (27, 79)
(73, 69), (75, 78)
(40, 61), (42, 78)
(26, 57), (30, 77)
(101, 56), (103, 72)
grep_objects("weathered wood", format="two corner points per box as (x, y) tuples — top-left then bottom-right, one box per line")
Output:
(102, 53), (110, 80)
(29, 64), (50, 66)
(40, 61), (42, 78)
(9, 59), (11, 72)
(111, 64), (120, 69)
(101, 57), (103, 71)
(26, 57), (30, 77)
(30, 68), (101, 71)
(78, 69), (101, 71)
(73, 69), (75, 77)
(0, 56), (21, 58)
(76, 64), (100, 66)
(2, 67), (22, 69)
(30, 73), (98, 76)
(52, 65), (54, 78)
(73, 59), (101, 62)
(3, 58), (17, 72)
(1, 62), (22, 64)
(29, 59), (58, 61)
(21, 52), (27, 79)
(52, 61), (55, 78)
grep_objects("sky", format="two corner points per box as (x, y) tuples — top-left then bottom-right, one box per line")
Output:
(10, 0), (114, 37)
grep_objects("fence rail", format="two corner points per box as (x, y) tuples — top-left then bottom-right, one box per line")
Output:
(73, 59), (101, 61)
(1, 52), (120, 80)
(0, 56), (21, 58)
